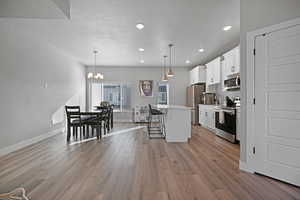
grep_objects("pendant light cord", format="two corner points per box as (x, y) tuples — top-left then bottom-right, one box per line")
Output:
(94, 50), (97, 75)
(169, 44), (172, 70)
(164, 55), (167, 74)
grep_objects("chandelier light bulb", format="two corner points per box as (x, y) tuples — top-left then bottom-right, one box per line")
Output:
(87, 72), (94, 79)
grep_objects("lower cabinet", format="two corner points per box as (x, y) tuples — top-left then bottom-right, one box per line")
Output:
(198, 104), (216, 132)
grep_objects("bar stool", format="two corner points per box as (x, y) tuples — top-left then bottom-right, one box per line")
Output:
(148, 104), (166, 139)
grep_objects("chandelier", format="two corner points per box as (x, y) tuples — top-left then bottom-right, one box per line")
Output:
(87, 50), (104, 80)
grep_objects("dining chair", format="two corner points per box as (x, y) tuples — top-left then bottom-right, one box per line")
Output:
(65, 106), (86, 142)
(98, 102), (113, 132)
(96, 106), (110, 135)
(106, 105), (113, 132)
(109, 105), (114, 129)
(85, 110), (109, 140)
(100, 101), (110, 107)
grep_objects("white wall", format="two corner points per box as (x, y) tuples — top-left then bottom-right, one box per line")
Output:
(0, 19), (86, 151)
(240, 0), (300, 162)
(86, 66), (189, 121)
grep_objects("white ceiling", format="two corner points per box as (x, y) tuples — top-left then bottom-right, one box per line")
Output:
(0, 0), (70, 19)
(1, 0), (240, 67)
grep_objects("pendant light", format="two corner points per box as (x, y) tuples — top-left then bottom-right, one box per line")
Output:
(167, 44), (175, 78)
(89, 50), (104, 80)
(162, 55), (168, 82)
(87, 53), (94, 79)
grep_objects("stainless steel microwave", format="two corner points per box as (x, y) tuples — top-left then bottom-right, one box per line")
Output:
(224, 76), (240, 91)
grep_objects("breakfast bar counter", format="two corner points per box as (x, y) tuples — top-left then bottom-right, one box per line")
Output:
(157, 105), (192, 142)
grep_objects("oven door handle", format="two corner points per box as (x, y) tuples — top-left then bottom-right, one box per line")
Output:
(215, 109), (235, 115)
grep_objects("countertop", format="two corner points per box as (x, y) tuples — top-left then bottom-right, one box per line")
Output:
(157, 105), (191, 110)
(198, 104), (241, 111)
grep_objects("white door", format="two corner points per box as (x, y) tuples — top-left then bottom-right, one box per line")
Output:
(254, 24), (300, 186)
(236, 109), (241, 141)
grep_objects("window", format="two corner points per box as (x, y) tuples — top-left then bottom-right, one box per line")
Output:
(91, 83), (131, 112)
(103, 84), (121, 110)
(158, 84), (169, 105)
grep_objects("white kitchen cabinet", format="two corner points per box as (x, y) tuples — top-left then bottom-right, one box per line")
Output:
(199, 108), (205, 125)
(198, 104), (216, 132)
(189, 67), (198, 85)
(206, 57), (220, 86)
(208, 110), (215, 130)
(223, 46), (240, 79)
(189, 66), (206, 85)
(198, 66), (206, 83)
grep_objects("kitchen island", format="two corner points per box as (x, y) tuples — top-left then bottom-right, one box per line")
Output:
(157, 105), (192, 142)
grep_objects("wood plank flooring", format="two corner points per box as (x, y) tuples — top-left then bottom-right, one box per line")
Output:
(0, 124), (300, 200)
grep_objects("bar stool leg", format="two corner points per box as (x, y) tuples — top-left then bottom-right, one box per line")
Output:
(148, 114), (152, 137)
(162, 114), (166, 137)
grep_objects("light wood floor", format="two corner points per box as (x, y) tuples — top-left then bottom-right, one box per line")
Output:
(0, 124), (300, 200)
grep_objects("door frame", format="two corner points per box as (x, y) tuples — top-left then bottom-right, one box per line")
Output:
(245, 17), (300, 172)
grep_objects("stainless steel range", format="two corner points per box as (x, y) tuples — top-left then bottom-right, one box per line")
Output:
(214, 106), (237, 143)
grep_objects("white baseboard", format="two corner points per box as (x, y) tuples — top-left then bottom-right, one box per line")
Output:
(0, 127), (65, 157)
(115, 119), (134, 123)
(239, 160), (254, 173)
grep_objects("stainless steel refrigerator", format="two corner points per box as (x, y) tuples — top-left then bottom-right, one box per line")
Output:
(186, 84), (206, 125)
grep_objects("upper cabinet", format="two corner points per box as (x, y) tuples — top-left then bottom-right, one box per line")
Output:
(189, 65), (206, 85)
(223, 46), (240, 79)
(206, 57), (220, 85)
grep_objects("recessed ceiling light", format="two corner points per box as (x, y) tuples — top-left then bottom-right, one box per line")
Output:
(136, 23), (144, 30)
(185, 60), (191, 64)
(138, 48), (145, 52)
(223, 26), (232, 31)
(198, 48), (204, 53)
(140, 60), (145, 63)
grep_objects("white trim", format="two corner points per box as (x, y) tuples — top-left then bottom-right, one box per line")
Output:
(239, 160), (254, 173)
(0, 127), (65, 157)
(69, 126), (146, 146)
(246, 17), (300, 173)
